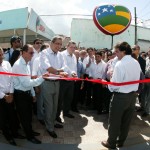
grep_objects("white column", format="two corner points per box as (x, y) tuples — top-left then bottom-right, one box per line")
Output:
(23, 29), (26, 45)
(13, 29), (16, 35)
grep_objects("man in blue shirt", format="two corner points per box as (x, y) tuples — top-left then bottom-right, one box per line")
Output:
(71, 50), (85, 112)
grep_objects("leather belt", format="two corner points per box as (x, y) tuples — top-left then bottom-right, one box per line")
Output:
(14, 89), (31, 95)
(45, 79), (59, 82)
(114, 91), (135, 94)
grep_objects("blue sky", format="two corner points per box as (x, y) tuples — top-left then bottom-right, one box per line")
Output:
(0, 0), (150, 35)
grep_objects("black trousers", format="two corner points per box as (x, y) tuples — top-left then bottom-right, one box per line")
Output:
(71, 81), (82, 110)
(84, 74), (92, 106)
(14, 90), (33, 139)
(107, 92), (136, 147)
(103, 87), (112, 113)
(57, 80), (74, 117)
(0, 98), (18, 140)
(92, 83), (104, 113)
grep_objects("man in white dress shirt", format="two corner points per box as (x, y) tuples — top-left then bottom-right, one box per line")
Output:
(32, 43), (50, 125)
(82, 48), (95, 108)
(30, 38), (43, 117)
(89, 51), (106, 114)
(58, 41), (77, 119)
(30, 38), (43, 71)
(0, 47), (25, 146)
(12, 44), (47, 144)
(102, 42), (141, 149)
(39, 36), (67, 138)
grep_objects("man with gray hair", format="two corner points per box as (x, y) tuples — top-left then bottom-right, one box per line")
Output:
(39, 36), (68, 138)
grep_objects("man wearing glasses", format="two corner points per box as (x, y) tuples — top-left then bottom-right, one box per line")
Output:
(12, 44), (48, 144)
(30, 38), (43, 72)
(30, 38), (43, 117)
(4, 36), (22, 62)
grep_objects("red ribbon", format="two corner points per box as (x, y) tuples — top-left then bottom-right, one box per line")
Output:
(0, 71), (29, 76)
(0, 71), (148, 86)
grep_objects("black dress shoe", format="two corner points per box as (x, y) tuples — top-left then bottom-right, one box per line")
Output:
(47, 130), (57, 138)
(56, 117), (63, 124)
(38, 120), (45, 125)
(101, 141), (116, 149)
(54, 124), (63, 128)
(28, 137), (41, 144)
(14, 133), (26, 139)
(32, 131), (40, 136)
(64, 113), (75, 118)
(8, 139), (17, 146)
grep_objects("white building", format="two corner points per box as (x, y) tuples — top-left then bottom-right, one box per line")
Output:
(71, 18), (150, 52)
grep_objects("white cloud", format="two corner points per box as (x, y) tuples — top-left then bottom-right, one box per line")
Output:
(0, 0), (91, 36)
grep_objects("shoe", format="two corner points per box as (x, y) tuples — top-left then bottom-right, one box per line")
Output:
(38, 120), (45, 125)
(8, 139), (17, 146)
(28, 137), (41, 144)
(14, 133), (26, 139)
(54, 124), (63, 128)
(64, 113), (75, 118)
(142, 112), (149, 117)
(47, 130), (57, 138)
(32, 131), (40, 136)
(56, 117), (63, 124)
(101, 141), (116, 149)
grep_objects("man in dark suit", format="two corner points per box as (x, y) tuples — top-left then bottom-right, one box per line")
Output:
(132, 45), (146, 74)
(132, 45), (146, 111)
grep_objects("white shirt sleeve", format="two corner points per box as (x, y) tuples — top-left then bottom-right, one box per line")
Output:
(31, 87), (35, 97)
(108, 63), (124, 92)
(40, 51), (51, 71)
(0, 91), (5, 99)
(8, 63), (14, 94)
(32, 57), (40, 76)
(12, 64), (44, 90)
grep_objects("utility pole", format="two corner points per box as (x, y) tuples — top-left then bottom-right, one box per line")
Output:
(134, 7), (137, 45)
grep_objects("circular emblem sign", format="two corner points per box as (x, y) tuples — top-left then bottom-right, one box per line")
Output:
(93, 5), (132, 35)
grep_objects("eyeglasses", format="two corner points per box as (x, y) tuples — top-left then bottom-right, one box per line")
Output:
(16, 40), (21, 43)
(35, 42), (42, 45)
(132, 48), (136, 50)
(28, 52), (34, 55)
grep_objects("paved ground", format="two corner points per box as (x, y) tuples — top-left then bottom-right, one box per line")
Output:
(0, 109), (149, 150)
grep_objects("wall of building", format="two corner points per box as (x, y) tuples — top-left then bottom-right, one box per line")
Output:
(71, 18), (150, 51)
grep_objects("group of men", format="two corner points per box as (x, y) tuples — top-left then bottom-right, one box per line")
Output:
(0, 35), (149, 149)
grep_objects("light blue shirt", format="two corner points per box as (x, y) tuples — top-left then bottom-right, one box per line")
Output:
(77, 60), (84, 78)
(12, 56), (44, 96)
(4, 48), (14, 61)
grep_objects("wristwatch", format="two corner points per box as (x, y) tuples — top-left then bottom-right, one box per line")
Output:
(56, 71), (59, 75)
